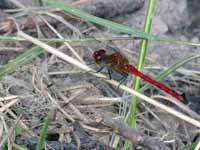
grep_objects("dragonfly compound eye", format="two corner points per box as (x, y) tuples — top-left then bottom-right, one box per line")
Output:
(93, 51), (102, 64)
(98, 49), (106, 55)
(96, 55), (101, 60)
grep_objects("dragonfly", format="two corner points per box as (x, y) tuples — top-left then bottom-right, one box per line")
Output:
(93, 49), (184, 101)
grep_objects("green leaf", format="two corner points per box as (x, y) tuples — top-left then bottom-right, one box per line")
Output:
(15, 125), (23, 136)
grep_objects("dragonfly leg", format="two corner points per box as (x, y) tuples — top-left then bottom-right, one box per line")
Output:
(107, 68), (113, 80)
(96, 66), (105, 73)
(95, 66), (111, 79)
(94, 66), (113, 80)
(117, 72), (128, 89)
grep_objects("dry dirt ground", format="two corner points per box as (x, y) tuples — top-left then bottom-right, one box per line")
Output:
(0, 0), (200, 150)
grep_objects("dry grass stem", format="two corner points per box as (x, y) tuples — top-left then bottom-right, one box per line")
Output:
(48, 70), (83, 75)
(0, 102), (34, 136)
(62, 84), (93, 91)
(81, 123), (110, 133)
(0, 47), (24, 52)
(39, 13), (84, 63)
(47, 92), (75, 122)
(51, 86), (90, 123)
(0, 98), (19, 113)
(0, 116), (22, 148)
(0, 96), (18, 102)
(82, 97), (122, 104)
(152, 95), (200, 119)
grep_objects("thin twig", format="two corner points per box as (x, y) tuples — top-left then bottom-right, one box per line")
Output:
(0, 96), (18, 102)
(152, 95), (200, 120)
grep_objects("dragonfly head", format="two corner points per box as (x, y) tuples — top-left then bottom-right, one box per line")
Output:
(93, 49), (106, 64)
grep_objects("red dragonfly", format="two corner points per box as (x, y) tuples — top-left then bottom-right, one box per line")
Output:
(93, 49), (183, 101)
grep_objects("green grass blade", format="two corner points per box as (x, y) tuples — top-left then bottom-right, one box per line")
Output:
(0, 36), (24, 41)
(13, 144), (29, 150)
(43, 0), (200, 46)
(128, 0), (155, 127)
(0, 35), (135, 43)
(36, 112), (53, 150)
(0, 46), (43, 78)
(179, 141), (198, 150)
(0, 42), (55, 79)
(140, 54), (200, 92)
(123, 1), (155, 149)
